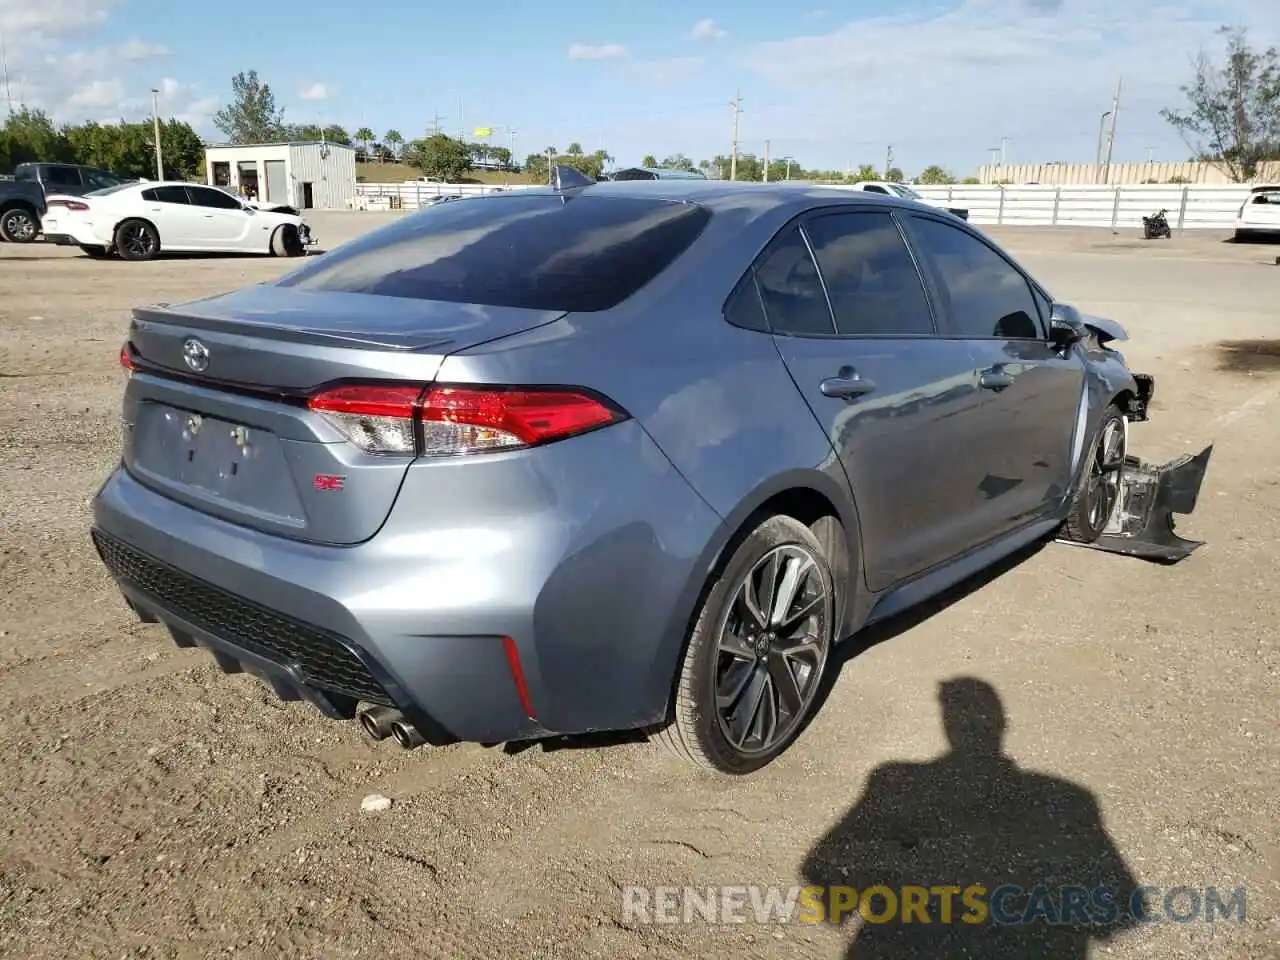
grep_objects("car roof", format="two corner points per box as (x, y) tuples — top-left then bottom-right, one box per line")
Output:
(510, 178), (911, 216)
(1249, 183), (1280, 192)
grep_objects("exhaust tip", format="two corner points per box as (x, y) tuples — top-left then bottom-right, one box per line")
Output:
(390, 720), (426, 750)
(358, 705), (400, 741)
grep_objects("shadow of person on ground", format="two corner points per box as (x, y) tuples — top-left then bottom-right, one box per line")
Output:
(801, 677), (1142, 959)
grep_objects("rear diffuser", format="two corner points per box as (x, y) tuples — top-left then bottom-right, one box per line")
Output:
(1057, 444), (1214, 563)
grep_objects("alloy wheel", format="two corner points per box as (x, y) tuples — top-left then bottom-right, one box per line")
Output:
(121, 223), (156, 258)
(714, 544), (831, 756)
(4, 210), (36, 242)
(1087, 418), (1126, 530)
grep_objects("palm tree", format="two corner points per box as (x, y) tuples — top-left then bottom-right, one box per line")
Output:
(384, 129), (403, 162)
(355, 126), (375, 162)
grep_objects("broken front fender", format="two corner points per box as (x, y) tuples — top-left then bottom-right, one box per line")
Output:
(1058, 444), (1214, 563)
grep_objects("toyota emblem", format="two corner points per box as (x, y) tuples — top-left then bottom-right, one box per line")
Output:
(182, 338), (210, 373)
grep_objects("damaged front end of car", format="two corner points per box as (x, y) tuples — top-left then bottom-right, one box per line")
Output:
(1058, 369), (1213, 563)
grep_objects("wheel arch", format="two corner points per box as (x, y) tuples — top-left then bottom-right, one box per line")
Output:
(643, 468), (865, 729)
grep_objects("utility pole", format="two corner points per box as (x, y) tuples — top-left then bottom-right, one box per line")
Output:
(430, 111), (442, 137)
(150, 88), (164, 181)
(1000, 136), (1009, 167)
(1102, 76), (1122, 184)
(884, 144), (894, 179)
(1, 29), (12, 115)
(729, 90), (742, 181)
(1145, 146), (1154, 163)
(763, 139), (770, 182)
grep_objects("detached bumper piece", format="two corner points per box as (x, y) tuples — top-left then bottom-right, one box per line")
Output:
(1060, 445), (1214, 563)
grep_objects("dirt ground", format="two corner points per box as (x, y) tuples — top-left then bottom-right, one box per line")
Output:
(0, 217), (1277, 959)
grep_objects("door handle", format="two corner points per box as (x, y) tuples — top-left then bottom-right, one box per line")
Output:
(820, 369), (875, 399)
(979, 367), (1014, 391)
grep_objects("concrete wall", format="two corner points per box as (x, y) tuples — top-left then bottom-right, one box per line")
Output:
(979, 161), (1280, 186)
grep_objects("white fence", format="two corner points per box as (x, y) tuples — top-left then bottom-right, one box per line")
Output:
(352, 182), (1252, 230)
(905, 184), (1250, 230)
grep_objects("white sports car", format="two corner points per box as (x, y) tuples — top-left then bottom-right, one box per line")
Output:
(1234, 184), (1280, 241)
(39, 180), (316, 260)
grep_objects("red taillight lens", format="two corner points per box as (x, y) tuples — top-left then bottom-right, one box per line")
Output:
(48, 199), (89, 211)
(306, 382), (626, 457)
(119, 343), (136, 372)
(419, 386), (623, 455)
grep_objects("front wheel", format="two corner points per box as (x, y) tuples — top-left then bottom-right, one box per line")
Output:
(270, 224), (305, 257)
(1060, 405), (1127, 543)
(0, 206), (39, 243)
(654, 514), (836, 774)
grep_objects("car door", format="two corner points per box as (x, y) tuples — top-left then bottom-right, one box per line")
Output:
(184, 186), (255, 248)
(758, 210), (989, 592)
(901, 212), (1085, 539)
(139, 185), (197, 247)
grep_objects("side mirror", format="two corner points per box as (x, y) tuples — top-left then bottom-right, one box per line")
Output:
(1048, 302), (1085, 349)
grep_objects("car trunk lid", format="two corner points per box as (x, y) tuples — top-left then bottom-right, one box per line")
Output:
(122, 285), (565, 545)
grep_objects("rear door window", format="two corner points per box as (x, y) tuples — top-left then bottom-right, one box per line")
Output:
(752, 227), (835, 336)
(276, 194), (711, 312)
(803, 211), (935, 336)
(43, 166), (82, 187)
(143, 186), (191, 204)
(187, 186), (244, 209)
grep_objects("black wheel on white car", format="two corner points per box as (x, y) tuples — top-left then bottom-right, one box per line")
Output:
(654, 514), (835, 775)
(114, 219), (159, 261)
(1060, 404), (1127, 543)
(270, 224), (305, 257)
(0, 205), (39, 243)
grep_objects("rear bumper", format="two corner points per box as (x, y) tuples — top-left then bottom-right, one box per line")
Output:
(90, 420), (723, 744)
(41, 233), (79, 246)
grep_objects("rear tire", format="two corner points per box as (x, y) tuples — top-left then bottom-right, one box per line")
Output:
(654, 514), (835, 775)
(0, 205), (39, 243)
(114, 219), (159, 261)
(1060, 404), (1127, 543)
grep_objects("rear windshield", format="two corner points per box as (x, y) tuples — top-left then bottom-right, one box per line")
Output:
(276, 194), (711, 311)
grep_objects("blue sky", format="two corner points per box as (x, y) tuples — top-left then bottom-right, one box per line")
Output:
(3, 0), (1278, 176)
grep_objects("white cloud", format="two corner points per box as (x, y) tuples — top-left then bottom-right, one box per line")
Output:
(567, 42), (629, 61)
(690, 18), (725, 41)
(298, 82), (333, 101)
(737, 0), (1280, 171)
(0, 1), (213, 130)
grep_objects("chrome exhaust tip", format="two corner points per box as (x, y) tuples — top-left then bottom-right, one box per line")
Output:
(358, 706), (401, 741)
(390, 719), (426, 750)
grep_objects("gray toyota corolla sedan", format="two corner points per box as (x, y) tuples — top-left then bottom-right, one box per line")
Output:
(92, 170), (1204, 774)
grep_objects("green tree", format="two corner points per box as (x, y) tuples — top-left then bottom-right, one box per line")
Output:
(524, 152), (549, 180)
(886, 166), (905, 181)
(853, 163), (879, 181)
(1161, 25), (1280, 182)
(410, 133), (472, 181)
(0, 109), (71, 169)
(213, 70), (285, 144)
(917, 165), (957, 185)
(355, 126), (375, 160)
(641, 154), (658, 168)
(384, 129), (403, 161)
(659, 153), (696, 172)
(490, 145), (512, 171)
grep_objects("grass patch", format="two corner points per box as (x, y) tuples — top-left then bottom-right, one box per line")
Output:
(356, 163), (543, 186)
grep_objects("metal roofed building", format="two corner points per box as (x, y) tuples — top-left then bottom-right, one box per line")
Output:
(204, 141), (357, 210)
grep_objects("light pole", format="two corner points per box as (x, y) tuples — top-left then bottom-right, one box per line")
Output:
(150, 88), (164, 181)
(1096, 111), (1112, 168)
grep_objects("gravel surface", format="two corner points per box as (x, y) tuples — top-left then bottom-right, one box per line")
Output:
(0, 218), (1276, 959)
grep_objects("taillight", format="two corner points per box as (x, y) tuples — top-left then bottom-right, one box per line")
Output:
(47, 199), (89, 211)
(119, 342), (136, 373)
(306, 382), (626, 457)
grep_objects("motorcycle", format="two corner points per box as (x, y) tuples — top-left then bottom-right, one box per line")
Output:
(1142, 208), (1172, 239)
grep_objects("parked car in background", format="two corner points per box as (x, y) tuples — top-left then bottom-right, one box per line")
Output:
(14, 162), (129, 197)
(93, 175), (1204, 777)
(0, 177), (47, 242)
(41, 181), (315, 260)
(1234, 184), (1280, 241)
(849, 180), (969, 221)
